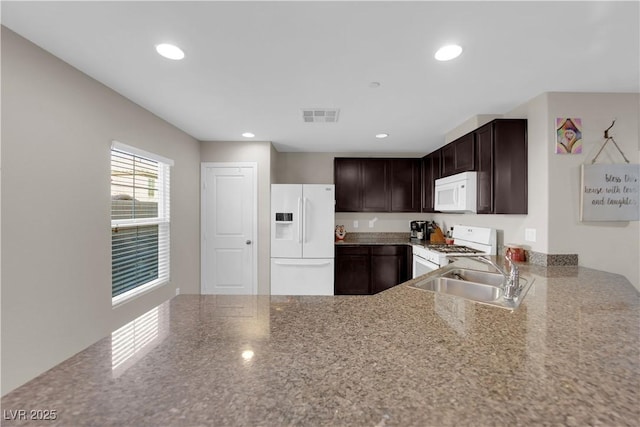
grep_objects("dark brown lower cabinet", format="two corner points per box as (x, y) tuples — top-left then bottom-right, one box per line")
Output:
(335, 246), (371, 295)
(335, 245), (411, 295)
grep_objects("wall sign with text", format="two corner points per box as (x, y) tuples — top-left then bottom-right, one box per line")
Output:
(580, 163), (639, 221)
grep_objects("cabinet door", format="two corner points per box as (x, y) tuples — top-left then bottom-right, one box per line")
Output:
(390, 158), (421, 212)
(475, 123), (494, 214)
(370, 246), (405, 294)
(403, 245), (412, 281)
(454, 133), (475, 172)
(441, 142), (456, 177)
(494, 120), (527, 214)
(442, 134), (475, 176)
(335, 246), (370, 295)
(421, 150), (441, 212)
(361, 159), (390, 212)
(334, 158), (362, 212)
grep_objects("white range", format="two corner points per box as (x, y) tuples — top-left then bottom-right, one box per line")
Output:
(412, 225), (497, 278)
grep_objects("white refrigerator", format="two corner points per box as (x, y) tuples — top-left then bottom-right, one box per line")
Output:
(270, 184), (335, 295)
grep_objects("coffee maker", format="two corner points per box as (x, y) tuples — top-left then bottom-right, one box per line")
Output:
(410, 221), (427, 242)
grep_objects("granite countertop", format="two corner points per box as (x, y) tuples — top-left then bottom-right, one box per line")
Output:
(2, 263), (639, 426)
(335, 232), (418, 246)
(335, 232), (453, 249)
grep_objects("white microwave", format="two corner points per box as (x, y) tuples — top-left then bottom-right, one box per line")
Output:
(434, 171), (477, 213)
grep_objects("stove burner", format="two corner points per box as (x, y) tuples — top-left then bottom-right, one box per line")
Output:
(426, 244), (481, 254)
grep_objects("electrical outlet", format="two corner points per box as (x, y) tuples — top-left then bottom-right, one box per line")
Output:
(175, 287), (180, 296)
(525, 228), (536, 242)
(353, 220), (359, 229)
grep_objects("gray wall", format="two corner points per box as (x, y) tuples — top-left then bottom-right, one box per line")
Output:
(544, 92), (639, 288)
(1, 27), (201, 395)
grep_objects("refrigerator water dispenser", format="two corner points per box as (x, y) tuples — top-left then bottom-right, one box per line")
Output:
(275, 212), (294, 240)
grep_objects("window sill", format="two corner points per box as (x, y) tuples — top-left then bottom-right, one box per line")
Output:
(112, 278), (170, 308)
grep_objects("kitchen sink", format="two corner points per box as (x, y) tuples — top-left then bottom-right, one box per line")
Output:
(413, 276), (502, 302)
(408, 263), (533, 310)
(439, 268), (505, 287)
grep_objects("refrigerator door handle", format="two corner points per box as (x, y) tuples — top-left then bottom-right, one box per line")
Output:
(303, 197), (309, 244)
(273, 260), (332, 266)
(297, 197), (303, 244)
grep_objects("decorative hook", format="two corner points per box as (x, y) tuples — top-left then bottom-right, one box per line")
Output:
(591, 119), (630, 164)
(604, 120), (616, 139)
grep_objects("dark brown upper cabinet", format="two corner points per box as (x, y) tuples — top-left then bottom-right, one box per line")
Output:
(334, 158), (362, 212)
(421, 149), (441, 212)
(475, 124), (493, 214)
(475, 119), (528, 214)
(441, 132), (475, 177)
(334, 158), (420, 213)
(335, 118), (527, 215)
(361, 159), (390, 212)
(389, 158), (421, 212)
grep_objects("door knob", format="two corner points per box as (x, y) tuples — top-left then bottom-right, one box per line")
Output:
(246, 240), (252, 245)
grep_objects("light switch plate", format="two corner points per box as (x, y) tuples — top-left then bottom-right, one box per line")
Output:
(525, 228), (536, 242)
(353, 220), (359, 229)
(175, 287), (180, 296)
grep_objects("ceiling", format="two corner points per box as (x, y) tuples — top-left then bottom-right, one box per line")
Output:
(2, 1), (638, 153)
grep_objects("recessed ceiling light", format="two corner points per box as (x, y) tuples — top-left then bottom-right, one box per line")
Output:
(242, 132), (255, 138)
(369, 82), (381, 88)
(434, 44), (462, 61)
(375, 133), (389, 139)
(155, 43), (185, 60)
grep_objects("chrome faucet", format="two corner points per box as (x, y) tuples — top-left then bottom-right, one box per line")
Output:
(472, 255), (520, 300)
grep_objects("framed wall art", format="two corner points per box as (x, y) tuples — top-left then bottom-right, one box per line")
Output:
(580, 120), (639, 221)
(556, 118), (583, 154)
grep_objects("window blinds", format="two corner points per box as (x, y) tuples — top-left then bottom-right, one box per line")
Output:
(111, 142), (171, 302)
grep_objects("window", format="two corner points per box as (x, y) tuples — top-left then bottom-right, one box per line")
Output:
(111, 141), (173, 305)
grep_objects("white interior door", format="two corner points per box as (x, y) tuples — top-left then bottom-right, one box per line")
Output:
(201, 163), (257, 294)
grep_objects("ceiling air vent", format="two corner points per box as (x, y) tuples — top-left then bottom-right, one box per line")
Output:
(302, 108), (340, 123)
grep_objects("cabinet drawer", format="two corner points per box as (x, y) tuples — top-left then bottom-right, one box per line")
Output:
(336, 245), (370, 256)
(371, 245), (405, 256)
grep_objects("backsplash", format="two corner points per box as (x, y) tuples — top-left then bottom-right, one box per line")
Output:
(334, 212), (425, 233)
(338, 231), (579, 267)
(339, 232), (410, 243)
(525, 251), (578, 266)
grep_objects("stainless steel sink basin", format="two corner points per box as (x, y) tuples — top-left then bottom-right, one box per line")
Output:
(439, 268), (504, 287)
(414, 277), (502, 302)
(408, 263), (533, 310)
